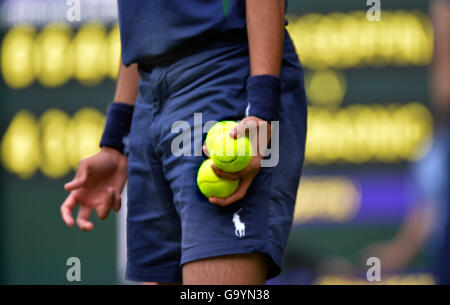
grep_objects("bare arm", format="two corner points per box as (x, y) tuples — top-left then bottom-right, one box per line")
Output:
(61, 60), (140, 231)
(209, 1), (285, 206)
(431, 0), (450, 112)
(246, 0), (285, 76)
(432, 1), (450, 67)
(113, 62), (140, 104)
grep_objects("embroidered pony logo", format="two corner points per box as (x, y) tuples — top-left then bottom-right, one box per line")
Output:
(232, 208), (245, 238)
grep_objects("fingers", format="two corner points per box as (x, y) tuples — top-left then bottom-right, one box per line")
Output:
(209, 153), (262, 207)
(95, 188), (114, 219)
(95, 204), (111, 220)
(76, 205), (94, 231)
(211, 156), (261, 180)
(60, 194), (78, 227)
(211, 164), (247, 180)
(230, 120), (247, 139)
(64, 176), (87, 191)
(209, 175), (254, 207)
(64, 160), (90, 191)
(111, 189), (122, 212)
(231, 117), (266, 139)
(95, 187), (122, 217)
(202, 145), (210, 157)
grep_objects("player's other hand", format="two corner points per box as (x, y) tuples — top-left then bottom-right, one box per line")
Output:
(60, 147), (128, 231)
(205, 116), (271, 207)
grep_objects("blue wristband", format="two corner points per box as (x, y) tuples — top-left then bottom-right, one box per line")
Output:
(246, 74), (281, 122)
(100, 102), (134, 154)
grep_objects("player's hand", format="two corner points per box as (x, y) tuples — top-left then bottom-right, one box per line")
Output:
(60, 147), (128, 231)
(204, 116), (271, 207)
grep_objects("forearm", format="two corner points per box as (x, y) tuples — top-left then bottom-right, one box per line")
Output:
(430, 0), (450, 110)
(100, 60), (139, 154)
(113, 62), (140, 105)
(431, 0), (450, 65)
(246, 0), (285, 76)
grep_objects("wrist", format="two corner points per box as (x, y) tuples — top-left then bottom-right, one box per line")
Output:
(100, 147), (128, 173)
(100, 102), (134, 155)
(246, 74), (281, 122)
(101, 146), (126, 159)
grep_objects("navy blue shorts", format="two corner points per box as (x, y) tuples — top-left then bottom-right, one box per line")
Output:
(126, 31), (307, 283)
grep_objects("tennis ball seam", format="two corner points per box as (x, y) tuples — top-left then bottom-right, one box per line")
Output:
(198, 179), (237, 185)
(213, 156), (237, 163)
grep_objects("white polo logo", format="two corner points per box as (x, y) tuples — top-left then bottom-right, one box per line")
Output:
(233, 209), (245, 238)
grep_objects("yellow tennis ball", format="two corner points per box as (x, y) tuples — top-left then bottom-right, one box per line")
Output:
(205, 121), (237, 154)
(197, 159), (239, 198)
(211, 133), (252, 172)
(206, 121), (252, 173)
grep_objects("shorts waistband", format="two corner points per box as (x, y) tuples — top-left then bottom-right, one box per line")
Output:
(138, 29), (248, 72)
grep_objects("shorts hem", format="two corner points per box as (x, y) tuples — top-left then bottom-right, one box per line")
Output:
(126, 265), (182, 283)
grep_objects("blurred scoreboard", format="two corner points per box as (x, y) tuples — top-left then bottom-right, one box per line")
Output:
(0, 0), (434, 284)
(285, 0), (434, 282)
(0, 0), (120, 284)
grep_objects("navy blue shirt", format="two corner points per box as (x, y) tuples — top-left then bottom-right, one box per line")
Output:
(118, 0), (288, 66)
